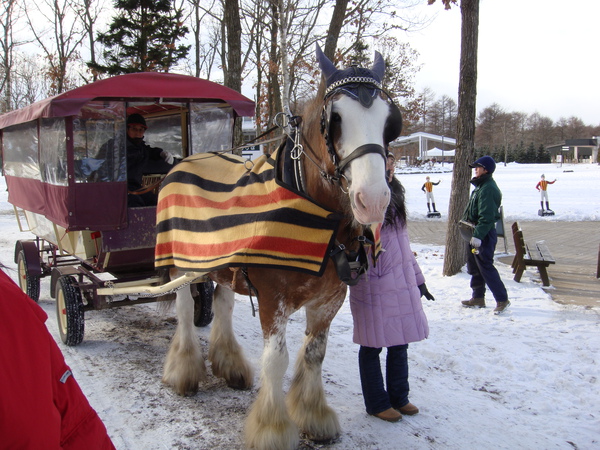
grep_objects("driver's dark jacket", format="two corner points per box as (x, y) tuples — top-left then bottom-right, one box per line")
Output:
(126, 137), (164, 191)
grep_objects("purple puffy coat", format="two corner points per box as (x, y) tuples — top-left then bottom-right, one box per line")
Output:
(349, 221), (429, 348)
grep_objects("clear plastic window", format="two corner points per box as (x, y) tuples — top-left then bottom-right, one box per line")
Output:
(73, 101), (126, 183)
(129, 102), (187, 158)
(2, 122), (40, 179)
(189, 103), (234, 155)
(39, 118), (67, 185)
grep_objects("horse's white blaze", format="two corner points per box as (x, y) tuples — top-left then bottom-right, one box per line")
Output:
(334, 95), (391, 224)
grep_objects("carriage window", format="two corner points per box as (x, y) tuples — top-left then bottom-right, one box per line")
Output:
(73, 101), (127, 183)
(189, 103), (234, 155)
(132, 102), (187, 158)
(2, 122), (40, 179)
(39, 118), (68, 186)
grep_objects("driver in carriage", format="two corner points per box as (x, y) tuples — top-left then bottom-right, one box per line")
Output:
(124, 113), (175, 207)
(96, 113), (176, 207)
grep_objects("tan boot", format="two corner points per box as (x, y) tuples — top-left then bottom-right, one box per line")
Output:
(372, 407), (402, 422)
(461, 297), (486, 308)
(494, 300), (511, 314)
(398, 403), (419, 416)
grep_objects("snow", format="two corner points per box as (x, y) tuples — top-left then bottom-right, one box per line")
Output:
(1, 163), (599, 449)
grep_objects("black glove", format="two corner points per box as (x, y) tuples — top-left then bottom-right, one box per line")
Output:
(418, 283), (435, 301)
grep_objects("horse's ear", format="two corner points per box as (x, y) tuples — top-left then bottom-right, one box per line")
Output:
(371, 51), (385, 80)
(316, 43), (338, 81)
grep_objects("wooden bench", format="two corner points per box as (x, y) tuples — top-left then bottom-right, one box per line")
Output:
(511, 222), (555, 286)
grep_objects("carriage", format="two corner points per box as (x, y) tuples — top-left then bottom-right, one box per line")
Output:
(0, 72), (255, 346)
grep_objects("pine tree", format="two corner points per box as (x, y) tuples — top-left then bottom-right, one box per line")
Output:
(89, 0), (190, 75)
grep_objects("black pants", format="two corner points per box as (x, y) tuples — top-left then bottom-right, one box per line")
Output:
(358, 344), (409, 415)
(466, 228), (508, 302)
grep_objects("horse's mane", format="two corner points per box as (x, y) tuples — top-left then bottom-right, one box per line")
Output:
(298, 81), (356, 229)
(300, 81), (326, 150)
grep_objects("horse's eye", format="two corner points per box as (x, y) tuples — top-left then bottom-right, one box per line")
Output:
(331, 112), (341, 123)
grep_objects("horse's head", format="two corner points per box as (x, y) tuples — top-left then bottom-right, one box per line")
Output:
(315, 44), (402, 225)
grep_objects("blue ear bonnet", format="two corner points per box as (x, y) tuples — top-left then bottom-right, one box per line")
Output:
(316, 44), (384, 108)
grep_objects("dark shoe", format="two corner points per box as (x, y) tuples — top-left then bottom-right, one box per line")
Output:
(398, 403), (419, 416)
(461, 297), (486, 308)
(494, 301), (511, 314)
(372, 407), (402, 422)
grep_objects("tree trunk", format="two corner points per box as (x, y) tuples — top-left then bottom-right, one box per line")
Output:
(324, 0), (349, 61)
(223, 0), (242, 93)
(278, 0), (290, 113)
(266, 0), (282, 150)
(443, 0), (479, 276)
(223, 0), (243, 148)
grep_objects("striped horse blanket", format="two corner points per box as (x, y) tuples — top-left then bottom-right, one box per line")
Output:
(155, 148), (343, 276)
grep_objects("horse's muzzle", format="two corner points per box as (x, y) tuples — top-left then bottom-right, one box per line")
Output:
(350, 186), (389, 225)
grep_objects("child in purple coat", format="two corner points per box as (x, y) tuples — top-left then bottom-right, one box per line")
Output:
(349, 167), (434, 422)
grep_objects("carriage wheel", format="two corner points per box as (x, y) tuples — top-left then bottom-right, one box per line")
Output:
(193, 280), (214, 327)
(55, 275), (85, 346)
(16, 249), (40, 302)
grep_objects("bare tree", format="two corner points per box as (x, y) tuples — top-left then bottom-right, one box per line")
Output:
(324, 0), (349, 60)
(428, 0), (480, 277)
(11, 53), (49, 108)
(24, 0), (86, 94)
(186, 0), (220, 79)
(75, 0), (105, 82)
(0, 0), (26, 112)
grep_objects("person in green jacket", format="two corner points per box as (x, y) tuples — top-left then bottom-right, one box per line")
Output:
(461, 156), (510, 314)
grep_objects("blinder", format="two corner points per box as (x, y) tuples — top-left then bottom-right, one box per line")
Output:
(320, 88), (401, 182)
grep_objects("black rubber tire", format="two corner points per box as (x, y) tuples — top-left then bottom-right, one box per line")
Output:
(16, 249), (40, 302)
(55, 276), (85, 346)
(193, 280), (214, 327)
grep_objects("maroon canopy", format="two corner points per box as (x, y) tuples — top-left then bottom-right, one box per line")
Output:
(0, 72), (255, 129)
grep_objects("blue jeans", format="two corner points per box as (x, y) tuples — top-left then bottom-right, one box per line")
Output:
(466, 228), (508, 302)
(358, 344), (409, 415)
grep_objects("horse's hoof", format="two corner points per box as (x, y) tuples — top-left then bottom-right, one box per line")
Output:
(226, 374), (253, 390)
(302, 433), (341, 446)
(162, 377), (199, 397)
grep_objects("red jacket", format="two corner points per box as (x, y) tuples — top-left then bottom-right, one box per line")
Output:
(0, 269), (115, 449)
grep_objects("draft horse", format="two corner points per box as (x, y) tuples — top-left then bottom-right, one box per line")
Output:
(155, 45), (403, 449)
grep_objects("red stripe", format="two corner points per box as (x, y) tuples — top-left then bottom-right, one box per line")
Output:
(158, 186), (302, 211)
(156, 235), (327, 260)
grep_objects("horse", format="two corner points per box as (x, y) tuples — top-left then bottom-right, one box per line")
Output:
(155, 45), (403, 449)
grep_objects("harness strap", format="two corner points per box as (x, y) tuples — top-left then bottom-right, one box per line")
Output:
(329, 234), (374, 286)
(335, 143), (387, 179)
(240, 267), (258, 317)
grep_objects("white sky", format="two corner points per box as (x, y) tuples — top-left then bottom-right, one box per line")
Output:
(403, 0), (600, 125)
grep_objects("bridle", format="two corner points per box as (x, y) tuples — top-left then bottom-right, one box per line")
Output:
(279, 80), (397, 196)
(272, 77), (399, 286)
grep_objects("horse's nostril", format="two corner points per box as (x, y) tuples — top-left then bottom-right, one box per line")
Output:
(355, 192), (367, 211)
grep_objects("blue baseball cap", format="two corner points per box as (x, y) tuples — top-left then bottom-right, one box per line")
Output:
(469, 156), (496, 174)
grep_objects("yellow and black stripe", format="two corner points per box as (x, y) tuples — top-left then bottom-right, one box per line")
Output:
(155, 149), (342, 276)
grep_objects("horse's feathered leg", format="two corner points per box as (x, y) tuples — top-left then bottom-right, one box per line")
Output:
(208, 285), (253, 389)
(245, 300), (298, 450)
(162, 272), (207, 395)
(286, 294), (345, 443)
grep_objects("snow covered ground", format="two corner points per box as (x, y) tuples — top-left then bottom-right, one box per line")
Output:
(0, 162), (598, 449)
(398, 161), (600, 222)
